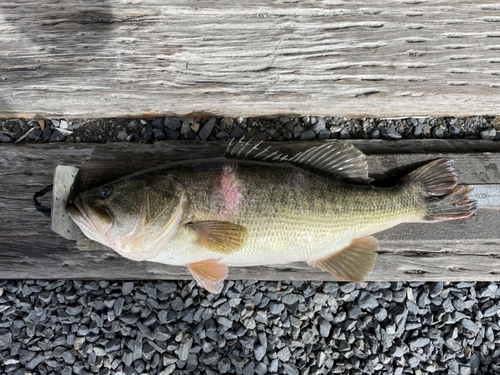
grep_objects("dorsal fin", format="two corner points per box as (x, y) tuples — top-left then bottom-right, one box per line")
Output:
(289, 142), (372, 184)
(226, 139), (372, 184)
(225, 138), (289, 162)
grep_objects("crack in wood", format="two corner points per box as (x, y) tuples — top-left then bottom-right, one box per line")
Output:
(404, 269), (428, 275)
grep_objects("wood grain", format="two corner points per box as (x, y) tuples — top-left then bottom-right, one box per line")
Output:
(1, 140), (500, 281)
(1, 1), (500, 118)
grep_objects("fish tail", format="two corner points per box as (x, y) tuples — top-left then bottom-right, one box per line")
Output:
(403, 159), (477, 222)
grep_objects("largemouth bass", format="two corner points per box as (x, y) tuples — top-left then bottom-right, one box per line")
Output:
(68, 142), (476, 293)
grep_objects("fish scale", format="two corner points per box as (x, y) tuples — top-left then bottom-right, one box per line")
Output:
(154, 163), (425, 265)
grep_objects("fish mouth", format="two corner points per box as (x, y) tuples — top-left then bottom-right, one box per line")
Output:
(67, 198), (112, 238)
(68, 198), (95, 232)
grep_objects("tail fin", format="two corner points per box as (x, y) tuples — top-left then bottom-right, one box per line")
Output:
(403, 159), (477, 222)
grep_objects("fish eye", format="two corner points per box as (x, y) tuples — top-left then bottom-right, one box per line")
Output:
(101, 185), (113, 199)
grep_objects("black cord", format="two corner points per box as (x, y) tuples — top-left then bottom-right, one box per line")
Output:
(33, 184), (53, 218)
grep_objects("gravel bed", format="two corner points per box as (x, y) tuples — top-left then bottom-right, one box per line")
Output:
(1, 116), (499, 144)
(1, 116), (499, 374)
(1, 280), (500, 375)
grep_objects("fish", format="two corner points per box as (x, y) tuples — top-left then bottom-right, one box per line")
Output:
(68, 141), (477, 293)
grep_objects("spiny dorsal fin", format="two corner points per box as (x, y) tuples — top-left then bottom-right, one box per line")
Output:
(187, 221), (248, 254)
(308, 236), (378, 283)
(289, 142), (373, 184)
(226, 139), (372, 184)
(225, 138), (289, 162)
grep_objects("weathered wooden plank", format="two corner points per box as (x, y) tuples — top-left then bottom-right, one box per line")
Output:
(1, 1), (500, 118)
(1, 140), (499, 281)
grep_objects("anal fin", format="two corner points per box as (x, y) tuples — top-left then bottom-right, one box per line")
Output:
(187, 260), (228, 294)
(308, 237), (378, 283)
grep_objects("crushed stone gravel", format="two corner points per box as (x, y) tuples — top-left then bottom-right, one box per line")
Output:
(0, 280), (499, 374)
(1, 116), (499, 143)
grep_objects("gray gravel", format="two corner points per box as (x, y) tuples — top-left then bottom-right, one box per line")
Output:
(1, 116), (499, 143)
(1, 280), (500, 374)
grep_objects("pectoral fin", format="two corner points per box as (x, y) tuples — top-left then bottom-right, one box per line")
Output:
(187, 221), (248, 254)
(308, 237), (378, 283)
(187, 260), (228, 294)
